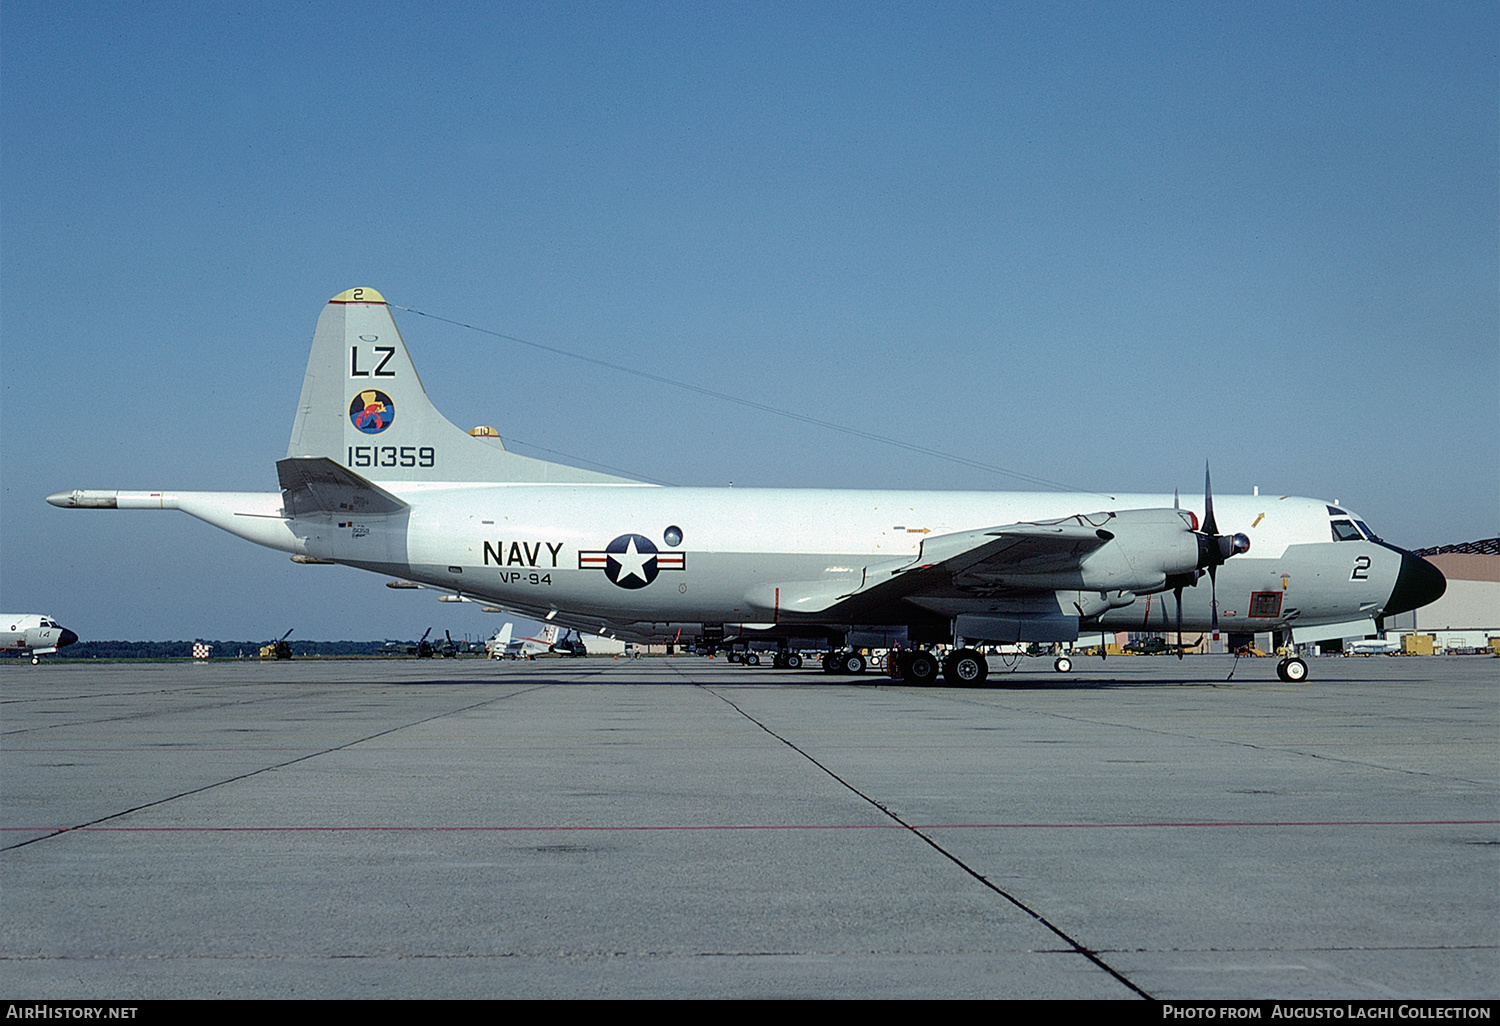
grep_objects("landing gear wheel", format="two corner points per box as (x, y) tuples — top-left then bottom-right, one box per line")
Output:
(786, 653), (802, 669)
(838, 651), (867, 675)
(1054, 655), (1072, 673)
(1277, 657), (1308, 683)
(944, 648), (988, 687)
(905, 650), (940, 685)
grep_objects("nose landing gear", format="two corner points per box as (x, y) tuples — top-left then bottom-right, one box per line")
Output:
(1276, 656), (1308, 682)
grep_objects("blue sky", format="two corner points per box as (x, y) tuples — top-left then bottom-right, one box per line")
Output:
(3, 1), (1495, 641)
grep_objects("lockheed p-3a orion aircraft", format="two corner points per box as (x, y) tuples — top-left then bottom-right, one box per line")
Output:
(48, 288), (1445, 685)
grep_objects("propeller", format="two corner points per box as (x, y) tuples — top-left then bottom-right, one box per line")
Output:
(1195, 464), (1251, 632)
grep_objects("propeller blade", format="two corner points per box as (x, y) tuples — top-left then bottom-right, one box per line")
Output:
(1202, 463), (1218, 538)
(1175, 585), (1184, 660)
(1209, 565), (1220, 631)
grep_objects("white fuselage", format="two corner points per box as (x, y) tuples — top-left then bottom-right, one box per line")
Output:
(142, 483), (1402, 641)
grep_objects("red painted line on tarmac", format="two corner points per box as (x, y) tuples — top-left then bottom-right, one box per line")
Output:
(4, 819), (1496, 833)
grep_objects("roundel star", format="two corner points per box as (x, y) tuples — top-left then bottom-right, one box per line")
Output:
(605, 534), (659, 589)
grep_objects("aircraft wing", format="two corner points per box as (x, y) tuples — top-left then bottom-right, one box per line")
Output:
(841, 515), (1118, 615)
(748, 509), (1194, 619)
(277, 457), (408, 517)
(899, 517), (1115, 584)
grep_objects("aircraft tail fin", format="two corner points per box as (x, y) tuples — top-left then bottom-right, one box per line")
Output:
(287, 289), (633, 484)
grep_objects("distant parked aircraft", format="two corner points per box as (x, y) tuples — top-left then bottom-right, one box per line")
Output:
(2, 615), (79, 663)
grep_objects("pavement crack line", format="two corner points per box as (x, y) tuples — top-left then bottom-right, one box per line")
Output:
(1, 682), (557, 853)
(691, 678), (1153, 1000)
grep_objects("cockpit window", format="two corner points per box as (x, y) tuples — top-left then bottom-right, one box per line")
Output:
(1355, 521), (1381, 542)
(1327, 506), (1348, 516)
(1330, 519), (1363, 542)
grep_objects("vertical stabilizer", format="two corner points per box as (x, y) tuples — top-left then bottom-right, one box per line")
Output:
(287, 289), (633, 484)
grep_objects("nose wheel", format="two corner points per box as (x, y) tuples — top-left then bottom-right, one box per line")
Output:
(1276, 657), (1308, 682)
(1053, 655), (1072, 673)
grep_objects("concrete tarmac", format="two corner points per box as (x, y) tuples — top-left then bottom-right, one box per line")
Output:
(1, 654), (1495, 999)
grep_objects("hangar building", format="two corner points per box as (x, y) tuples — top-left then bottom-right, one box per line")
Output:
(1385, 538), (1499, 649)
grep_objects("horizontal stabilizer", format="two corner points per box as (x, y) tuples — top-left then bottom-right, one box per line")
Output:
(277, 457), (408, 518)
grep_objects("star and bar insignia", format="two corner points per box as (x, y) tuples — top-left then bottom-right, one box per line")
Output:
(579, 533), (685, 589)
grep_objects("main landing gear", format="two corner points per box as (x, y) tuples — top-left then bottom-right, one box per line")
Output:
(888, 647), (993, 686)
(942, 648), (989, 687)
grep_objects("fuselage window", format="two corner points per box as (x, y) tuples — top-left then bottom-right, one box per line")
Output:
(1330, 519), (1363, 542)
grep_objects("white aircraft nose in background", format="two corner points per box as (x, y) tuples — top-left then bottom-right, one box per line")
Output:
(2, 614), (79, 663)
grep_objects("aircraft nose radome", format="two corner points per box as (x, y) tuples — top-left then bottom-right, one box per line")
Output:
(1384, 551), (1446, 616)
(58, 629), (79, 648)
